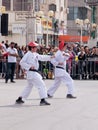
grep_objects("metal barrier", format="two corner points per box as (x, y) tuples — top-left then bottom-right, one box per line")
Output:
(0, 57), (25, 79)
(68, 59), (98, 80)
(0, 58), (7, 79)
(0, 58), (98, 80)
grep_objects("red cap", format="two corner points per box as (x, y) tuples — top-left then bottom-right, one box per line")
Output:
(28, 42), (38, 47)
(59, 41), (65, 50)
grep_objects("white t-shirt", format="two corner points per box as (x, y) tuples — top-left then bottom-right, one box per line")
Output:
(7, 47), (18, 63)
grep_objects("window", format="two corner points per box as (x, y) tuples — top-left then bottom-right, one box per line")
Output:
(49, 4), (56, 11)
(74, 8), (78, 20)
(13, 0), (33, 11)
(2, 0), (11, 11)
(35, 0), (40, 11)
(78, 7), (87, 19)
(68, 7), (87, 20)
(68, 7), (74, 20)
(13, 0), (40, 11)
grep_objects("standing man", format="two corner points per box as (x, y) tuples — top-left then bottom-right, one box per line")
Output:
(47, 41), (76, 99)
(5, 42), (18, 83)
(16, 42), (51, 106)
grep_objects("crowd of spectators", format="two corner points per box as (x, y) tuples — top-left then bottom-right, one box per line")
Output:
(0, 40), (98, 80)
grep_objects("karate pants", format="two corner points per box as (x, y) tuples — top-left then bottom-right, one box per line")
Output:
(48, 72), (74, 96)
(20, 72), (47, 100)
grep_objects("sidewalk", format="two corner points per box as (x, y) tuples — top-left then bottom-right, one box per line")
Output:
(0, 79), (98, 130)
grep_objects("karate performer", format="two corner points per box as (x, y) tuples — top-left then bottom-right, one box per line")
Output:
(16, 42), (51, 105)
(47, 41), (76, 99)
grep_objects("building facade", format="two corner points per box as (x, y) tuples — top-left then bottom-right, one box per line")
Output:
(1, 0), (65, 46)
(0, 0), (97, 45)
(67, 0), (98, 40)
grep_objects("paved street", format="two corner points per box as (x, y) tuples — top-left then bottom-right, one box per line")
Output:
(0, 79), (98, 130)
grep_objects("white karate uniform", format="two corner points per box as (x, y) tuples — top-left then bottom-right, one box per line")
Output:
(48, 50), (75, 96)
(19, 51), (51, 99)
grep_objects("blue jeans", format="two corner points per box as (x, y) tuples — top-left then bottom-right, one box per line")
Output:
(5, 62), (16, 82)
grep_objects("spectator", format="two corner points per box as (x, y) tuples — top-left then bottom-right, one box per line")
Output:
(5, 42), (18, 83)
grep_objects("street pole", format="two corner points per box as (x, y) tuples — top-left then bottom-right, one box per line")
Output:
(80, 25), (83, 44)
(0, 12), (2, 36)
(46, 17), (49, 48)
(65, 0), (68, 30)
(46, 12), (53, 48)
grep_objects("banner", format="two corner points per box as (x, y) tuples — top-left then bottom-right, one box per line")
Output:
(58, 35), (89, 42)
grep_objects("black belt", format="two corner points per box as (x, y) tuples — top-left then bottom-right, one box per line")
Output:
(29, 68), (39, 72)
(56, 66), (64, 70)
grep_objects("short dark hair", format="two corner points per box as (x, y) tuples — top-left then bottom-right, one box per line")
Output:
(10, 42), (15, 45)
